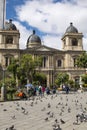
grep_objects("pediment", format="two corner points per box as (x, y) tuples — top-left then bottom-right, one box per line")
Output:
(35, 45), (59, 52)
(37, 46), (50, 51)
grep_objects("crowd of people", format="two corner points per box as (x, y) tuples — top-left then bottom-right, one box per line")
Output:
(17, 84), (70, 99)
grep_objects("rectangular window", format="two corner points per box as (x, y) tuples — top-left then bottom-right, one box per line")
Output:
(57, 60), (61, 67)
(5, 57), (8, 67)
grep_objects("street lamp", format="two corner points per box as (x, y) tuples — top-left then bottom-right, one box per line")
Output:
(1, 66), (6, 101)
(79, 76), (83, 89)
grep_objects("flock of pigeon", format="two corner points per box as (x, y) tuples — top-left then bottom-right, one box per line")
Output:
(0, 91), (87, 130)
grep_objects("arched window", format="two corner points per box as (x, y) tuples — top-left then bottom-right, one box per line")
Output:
(6, 35), (13, 44)
(72, 38), (78, 46)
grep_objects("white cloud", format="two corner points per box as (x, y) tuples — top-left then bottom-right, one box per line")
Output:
(75, 0), (87, 7)
(14, 0), (87, 51)
(42, 34), (62, 50)
(14, 21), (31, 49)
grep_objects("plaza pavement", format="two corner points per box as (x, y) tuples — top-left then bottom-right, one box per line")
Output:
(0, 91), (87, 130)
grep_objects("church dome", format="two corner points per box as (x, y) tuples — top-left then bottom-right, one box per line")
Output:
(66, 22), (78, 33)
(5, 19), (17, 30)
(27, 30), (41, 48)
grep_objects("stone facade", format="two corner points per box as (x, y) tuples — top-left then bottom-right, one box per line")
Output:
(0, 21), (86, 87)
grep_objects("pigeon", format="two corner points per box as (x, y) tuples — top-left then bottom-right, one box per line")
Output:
(65, 103), (68, 106)
(30, 102), (33, 106)
(59, 112), (62, 116)
(68, 107), (71, 113)
(15, 108), (19, 111)
(53, 124), (62, 130)
(52, 124), (57, 128)
(3, 109), (7, 111)
(56, 105), (58, 108)
(76, 114), (79, 123)
(47, 111), (50, 115)
(60, 119), (65, 124)
(24, 111), (28, 115)
(0, 103), (3, 106)
(48, 103), (51, 108)
(56, 124), (62, 130)
(11, 115), (16, 120)
(55, 119), (58, 123)
(50, 112), (54, 118)
(35, 101), (37, 104)
(21, 107), (25, 111)
(9, 125), (14, 130)
(41, 107), (46, 111)
(73, 121), (79, 125)
(44, 117), (49, 121)
(51, 95), (53, 99)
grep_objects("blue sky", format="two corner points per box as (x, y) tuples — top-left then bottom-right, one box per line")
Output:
(6, 0), (25, 21)
(6, 0), (87, 50)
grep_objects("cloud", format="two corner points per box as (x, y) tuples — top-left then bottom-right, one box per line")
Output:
(42, 34), (62, 49)
(14, 21), (31, 49)
(14, 0), (87, 50)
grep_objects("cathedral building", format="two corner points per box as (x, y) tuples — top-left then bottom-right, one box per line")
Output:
(0, 19), (86, 87)
(0, 0), (86, 87)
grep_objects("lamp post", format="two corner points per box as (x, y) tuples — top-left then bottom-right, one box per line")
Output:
(79, 76), (83, 89)
(78, 75), (83, 93)
(1, 66), (6, 101)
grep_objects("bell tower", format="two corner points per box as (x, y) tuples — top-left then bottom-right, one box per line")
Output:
(0, 0), (20, 67)
(0, 19), (20, 50)
(61, 23), (83, 51)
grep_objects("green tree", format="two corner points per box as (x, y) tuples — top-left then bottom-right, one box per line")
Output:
(68, 79), (75, 89)
(75, 52), (87, 68)
(7, 58), (19, 80)
(7, 54), (42, 86)
(33, 72), (46, 85)
(81, 74), (87, 88)
(55, 72), (69, 87)
(19, 54), (42, 84)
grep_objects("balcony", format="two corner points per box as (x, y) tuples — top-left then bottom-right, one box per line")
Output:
(36, 66), (86, 72)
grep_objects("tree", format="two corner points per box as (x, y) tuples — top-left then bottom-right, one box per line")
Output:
(7, 58), (19, 80)
(33, 72), (46, 85)
(75, 52), (87, 68)
(19, 54), (42, 84)
(82, 74), (87, 87)
(68, 79), (74, 88)
(7, 54), (42, 86)
(55, 72), (69, 87)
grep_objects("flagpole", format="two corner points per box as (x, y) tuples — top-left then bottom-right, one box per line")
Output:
(3, 0), (6, 29)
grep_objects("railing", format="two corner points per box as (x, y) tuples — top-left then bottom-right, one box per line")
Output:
(36, 66), (86, 71)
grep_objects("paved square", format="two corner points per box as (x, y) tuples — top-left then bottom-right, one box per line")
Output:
(0, 92), (87, 130)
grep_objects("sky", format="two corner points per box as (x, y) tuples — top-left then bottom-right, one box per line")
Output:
(6, 0), (87, 51)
